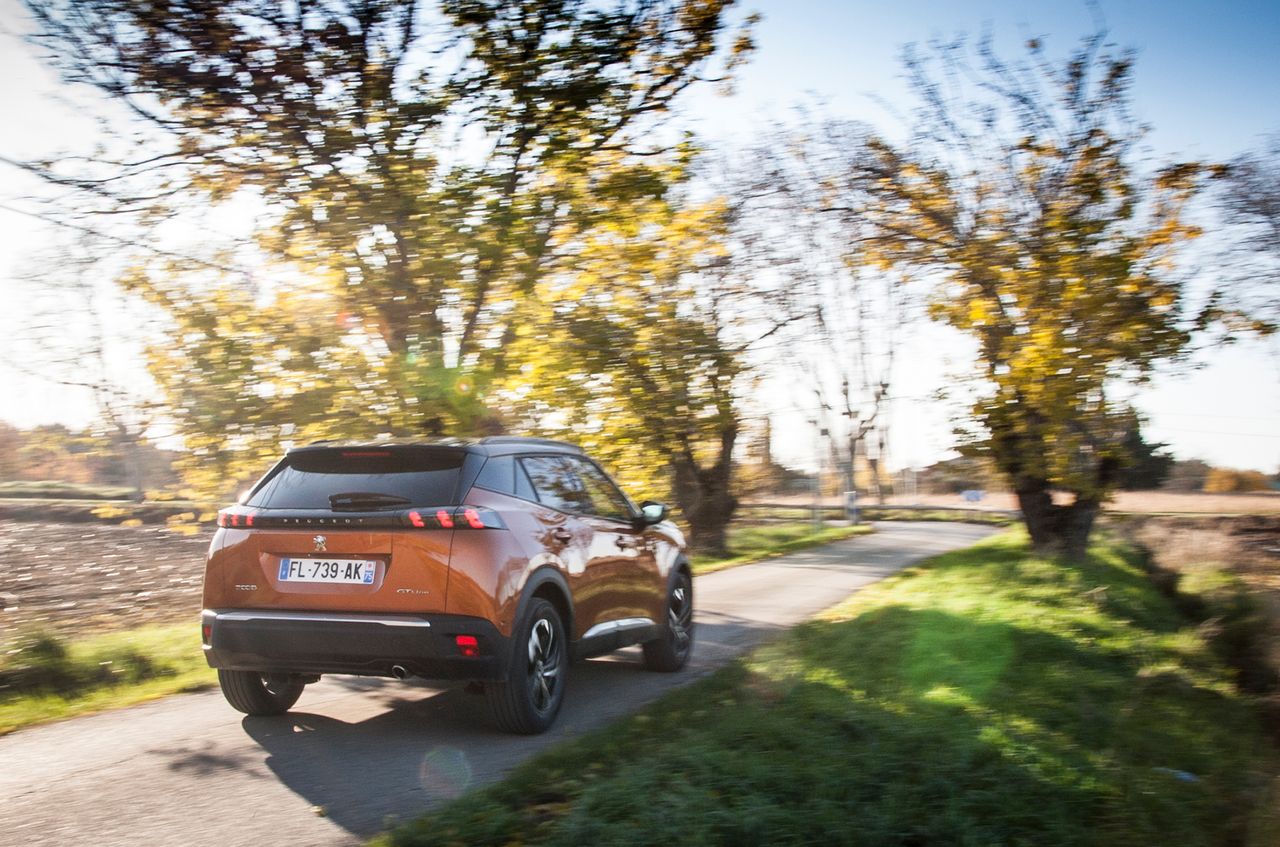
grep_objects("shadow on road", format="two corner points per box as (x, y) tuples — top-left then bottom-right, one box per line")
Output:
(202, 615), (777, 837)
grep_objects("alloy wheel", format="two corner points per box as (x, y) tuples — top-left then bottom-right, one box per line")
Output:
(526, 617), (561, 713)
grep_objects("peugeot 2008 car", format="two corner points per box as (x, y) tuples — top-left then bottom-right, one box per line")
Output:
(201, 436), (692, 733)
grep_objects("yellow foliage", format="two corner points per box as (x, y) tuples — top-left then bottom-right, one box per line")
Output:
(1203, 468), (1271, 493)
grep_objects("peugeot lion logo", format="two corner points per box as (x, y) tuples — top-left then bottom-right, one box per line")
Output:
(313, 535), (327, 553)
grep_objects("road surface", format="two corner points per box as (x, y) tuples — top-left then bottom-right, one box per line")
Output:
(0, 522), (996, 846)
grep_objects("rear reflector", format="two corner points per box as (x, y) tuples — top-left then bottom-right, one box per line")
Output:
(201, 624), (212, 645)
(455, 635), (480, 657)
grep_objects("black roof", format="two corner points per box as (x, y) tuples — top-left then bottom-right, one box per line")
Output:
(477, 436), (583, 454)
(292, 436), (582, 457)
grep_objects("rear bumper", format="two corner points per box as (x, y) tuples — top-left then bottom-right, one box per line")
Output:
(201, 609), (510, 681)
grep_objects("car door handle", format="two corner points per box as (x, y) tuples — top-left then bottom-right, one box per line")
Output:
(615, 536), (644, 550)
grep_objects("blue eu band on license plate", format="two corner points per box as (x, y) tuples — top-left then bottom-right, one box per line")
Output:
(278, 557), (377, 584)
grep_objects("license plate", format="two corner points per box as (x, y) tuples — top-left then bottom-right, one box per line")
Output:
(278, 558), (378, 584)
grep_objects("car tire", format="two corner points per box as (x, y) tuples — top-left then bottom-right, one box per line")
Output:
(487, 598), (567, 734)
(217, 669), (306, 716)
(643, 568), (693, 672)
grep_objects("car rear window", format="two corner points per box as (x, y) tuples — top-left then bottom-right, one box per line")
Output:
(246, 448), (466, 510)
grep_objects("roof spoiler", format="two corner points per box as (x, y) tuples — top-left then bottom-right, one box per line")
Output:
(479, 436), (583, 452)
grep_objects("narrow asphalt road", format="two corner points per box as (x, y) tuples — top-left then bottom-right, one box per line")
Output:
(0, 522), (996, 847)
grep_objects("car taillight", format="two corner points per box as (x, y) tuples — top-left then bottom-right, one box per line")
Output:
(201, 624), (212, 645)
(217, 509), (258, 528)
(399, 507), (504, 530)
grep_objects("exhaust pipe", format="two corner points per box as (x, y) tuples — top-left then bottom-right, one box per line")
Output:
(391, 664), (409, 680)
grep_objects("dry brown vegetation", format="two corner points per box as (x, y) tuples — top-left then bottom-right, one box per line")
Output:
(1124, 515), (1280, 736)
(0, 521), (209, 649)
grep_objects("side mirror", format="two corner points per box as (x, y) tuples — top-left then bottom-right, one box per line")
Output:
(638, 501), (669, 526)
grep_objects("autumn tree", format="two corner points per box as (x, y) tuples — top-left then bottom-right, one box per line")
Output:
(495, 152), (758, 553)
(22, 0), (751, 495)
(837, 31), (1224, 557)
(1219, 134), (1280, 324)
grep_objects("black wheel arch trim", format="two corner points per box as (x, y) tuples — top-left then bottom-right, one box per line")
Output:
(667, 556), (693, 593)
(514, 565), (574, 640)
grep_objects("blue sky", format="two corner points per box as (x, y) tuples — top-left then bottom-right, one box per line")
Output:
(0, 0), (1277, 471)
(688, 0), (1280, 160)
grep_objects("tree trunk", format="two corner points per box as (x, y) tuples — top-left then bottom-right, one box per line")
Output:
(670, 426), (739, 557)
(1014, 479), (1100, 561)
(685, 505), (733, 556)
(867, 456), (885, 506)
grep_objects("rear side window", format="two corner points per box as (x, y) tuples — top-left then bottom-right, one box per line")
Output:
(247, 448), (465, 510)
(514, 461), (538, 500)
(473, 455), (542, 502)
(473, 455), (515, 495)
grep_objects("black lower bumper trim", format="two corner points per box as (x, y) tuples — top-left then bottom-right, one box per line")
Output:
(202, 609), (510, 681)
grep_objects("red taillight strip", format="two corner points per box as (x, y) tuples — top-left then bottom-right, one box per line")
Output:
(215, 506), (504, 529)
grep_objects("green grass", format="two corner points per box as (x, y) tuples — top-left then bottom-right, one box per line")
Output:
(690, 522), (875, 574)
(0, 622), (215, 735)
(860, 506), (1018, 526)
(377, 530), (1279, 847)
(0, 480), (140, 500)
(736, 506), (1017, 527)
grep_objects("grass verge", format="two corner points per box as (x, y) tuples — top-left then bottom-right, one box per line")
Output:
(860, 506), (1017, 525)
(378, 530), (1279, 847)
(0, 622), (215, 735)
(690, 522), (874, 574)
(0, 480), (140, 500)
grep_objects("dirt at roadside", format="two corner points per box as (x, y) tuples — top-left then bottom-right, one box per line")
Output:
(1128, 515), (1280, 593)
(0, 521), (211, 649)
(1125, 515), (1280, 733)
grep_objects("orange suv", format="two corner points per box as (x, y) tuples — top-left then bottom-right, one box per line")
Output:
(201, 437), (692, 733)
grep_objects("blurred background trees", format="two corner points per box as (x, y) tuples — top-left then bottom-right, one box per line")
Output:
(6, 3), (1276, 555)
(18, 0), (754, 522)
(1218, 134), (1280, 325)
(727, 122), (916, 505)
(810, 33), (1230, 557)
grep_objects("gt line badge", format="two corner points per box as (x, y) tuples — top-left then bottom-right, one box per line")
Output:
(313, 535), (327, 552)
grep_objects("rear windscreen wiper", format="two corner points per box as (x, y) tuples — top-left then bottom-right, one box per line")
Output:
(328, 491), (413, 511)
